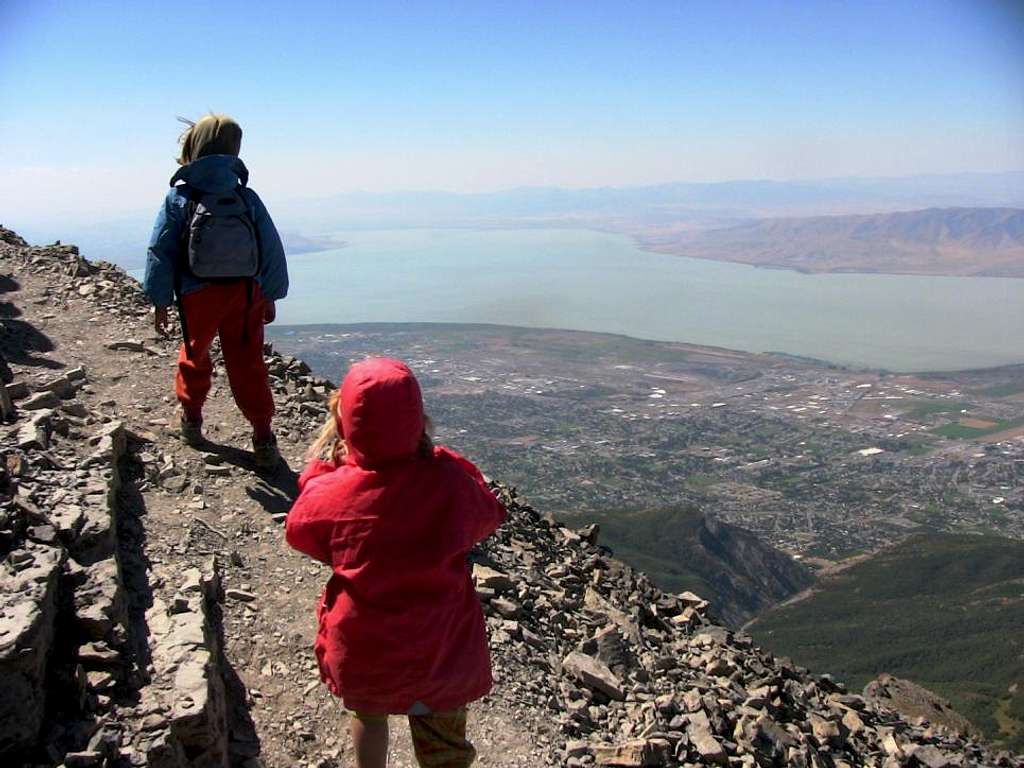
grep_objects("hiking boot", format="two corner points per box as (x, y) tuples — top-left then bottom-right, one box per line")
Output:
(252, 433), (280, 470)
(180, 415), (204, 447)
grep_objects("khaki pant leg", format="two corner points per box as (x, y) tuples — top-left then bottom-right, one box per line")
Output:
(408, 708), (476, 768)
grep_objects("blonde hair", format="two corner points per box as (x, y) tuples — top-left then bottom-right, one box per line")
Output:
(176, 113), (243, 165)
(305, 392), (436, 463)
(307, 390), (345, 463)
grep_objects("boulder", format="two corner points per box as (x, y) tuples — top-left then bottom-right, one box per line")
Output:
(0, 543), (65, 759)
(73, 557), (125, 642)
(17, 411), (52, 450)
(687, 720), (728, 766)
(593, 738), (669, 766)
(562, 651), (625, 701)
(142, 559), (227, 767)
(579, 625), (636, 677)
(472, 564), (514, 594)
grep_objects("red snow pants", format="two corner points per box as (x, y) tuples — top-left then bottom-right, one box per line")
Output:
(175, 281), (274, 439)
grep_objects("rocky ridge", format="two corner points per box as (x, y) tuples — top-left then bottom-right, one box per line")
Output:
(0, 226), (1020, 768)
(863, 677), (977, 745)
(0, 232), (236, 766)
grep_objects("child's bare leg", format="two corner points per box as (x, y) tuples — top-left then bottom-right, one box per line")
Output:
(351, 713), (389, 768)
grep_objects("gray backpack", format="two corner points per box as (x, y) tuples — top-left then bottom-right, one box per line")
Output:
(184, 187), (259, 279)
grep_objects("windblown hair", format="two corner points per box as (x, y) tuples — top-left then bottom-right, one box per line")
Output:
(176, 113), (243, 165)
(306, 391), (435, 463)
(307, 390), (345, 463)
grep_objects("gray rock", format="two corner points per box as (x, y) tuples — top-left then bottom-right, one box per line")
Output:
(593, 738), (668, 766)
(82, 420), (126, 468)
(64, 751), (104, 767)
(37, 372), (78, 399)
(562, 651), (626, 701)
(687, 721), (727, 765)
(48, 503), (85, 542)
(0, 543), (65, 758)
(70, 498), (117, 566)
(143, 559), (228, 767)
(105, 339), (151, 353)
(21, 391), (60, 410)
(909, 744), (957, 768)
(17, 411), (52, 451)
(73, 558), (125, 642)
(491, 597), (521, 618)
(472, 564), (514, 594)
(0, 383), (13, 420)
(77, 641), (121, 667)
(580, 625), (636, 678)
(863, 673), (975, 738)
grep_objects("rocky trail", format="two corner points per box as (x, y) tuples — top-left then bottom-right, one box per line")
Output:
(0, 229), (549, 768)
(0, 227), (1021, 768)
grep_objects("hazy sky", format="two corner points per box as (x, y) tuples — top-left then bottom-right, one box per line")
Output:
(1, 0), (1022, 225)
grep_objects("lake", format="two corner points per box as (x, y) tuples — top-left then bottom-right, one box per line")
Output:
(267, 228), (1024, 372)
(128, 228), (1023, 372)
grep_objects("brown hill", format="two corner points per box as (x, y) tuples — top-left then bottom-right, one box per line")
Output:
(642, 207), (1024, 277)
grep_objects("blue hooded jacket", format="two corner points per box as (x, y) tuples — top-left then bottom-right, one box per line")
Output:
(143, 155), (289, 308)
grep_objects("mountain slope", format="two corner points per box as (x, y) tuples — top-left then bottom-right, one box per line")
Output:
(748, 532), (1024, 752)
(587, 504), (814, 627)
(644, 207), (1024, 276)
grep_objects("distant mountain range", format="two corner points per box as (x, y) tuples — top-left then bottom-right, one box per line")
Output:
(641, 207), (1024, 277)
(274, 172), (1024, 228)
(12, 172), (1024, 271)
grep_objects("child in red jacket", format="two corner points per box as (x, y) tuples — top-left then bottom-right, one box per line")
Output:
(286, 358), (506, 768)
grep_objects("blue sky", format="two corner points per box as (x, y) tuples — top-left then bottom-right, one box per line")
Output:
(1, 0), (1022, 224)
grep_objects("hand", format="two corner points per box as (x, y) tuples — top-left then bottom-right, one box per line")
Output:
(154, 306), (170, 336)
(263, 300), (276, 325)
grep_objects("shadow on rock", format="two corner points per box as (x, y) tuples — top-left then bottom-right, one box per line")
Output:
(222, 655), (262, 763)
(0, 273), (20, 295)
(244, 460), (299, 516)
(0, 274), (62, 372)
(0, 317), (63, 371)
(198, 440), (256, 471)
(118, 439), (157, 677)
(196, 439), (300, 516)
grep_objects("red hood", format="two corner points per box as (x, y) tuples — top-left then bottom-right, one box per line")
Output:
(339, 358), (424, 469)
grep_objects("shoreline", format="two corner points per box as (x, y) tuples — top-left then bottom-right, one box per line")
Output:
(268, 319), (1024, 377)
(287, 220), (1024, 280)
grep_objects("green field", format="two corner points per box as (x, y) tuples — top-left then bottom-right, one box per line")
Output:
(901, 400), (969, 420)
(748, 533), (1024, 751)
(972, 381), (1024, 398)
(932, 415), (1024, 439)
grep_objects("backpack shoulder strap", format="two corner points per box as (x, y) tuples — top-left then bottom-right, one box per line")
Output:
(178, 186), (200, 248)
(170, 184), (198, 360)
(236, 185), (263, 266)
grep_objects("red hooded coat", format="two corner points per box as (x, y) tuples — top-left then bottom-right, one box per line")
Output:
(285, 358), (507, 713)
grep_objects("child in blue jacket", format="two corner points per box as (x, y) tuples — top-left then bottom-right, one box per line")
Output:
(144, 114), (288, 468)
